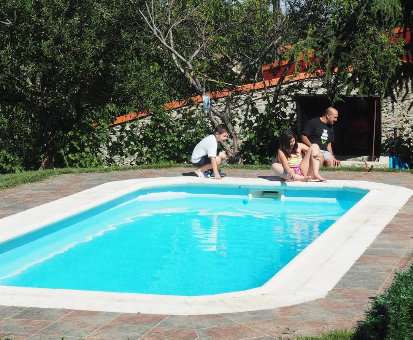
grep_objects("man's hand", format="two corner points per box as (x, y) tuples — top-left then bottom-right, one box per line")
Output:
(213, 172), (222, 180)
(332, 157), (341, 167)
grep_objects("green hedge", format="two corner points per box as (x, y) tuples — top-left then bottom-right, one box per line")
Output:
(354, 263), (413, 340)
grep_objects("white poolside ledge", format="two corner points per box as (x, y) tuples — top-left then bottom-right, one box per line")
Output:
(0, 177), (411, 315)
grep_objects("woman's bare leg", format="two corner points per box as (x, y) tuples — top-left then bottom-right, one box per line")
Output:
(301, 144), (326, 181)
(271, 162), (309, 182)
(271, 162), (290, 180)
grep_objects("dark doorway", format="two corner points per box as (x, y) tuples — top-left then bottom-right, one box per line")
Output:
(296, 95), (381, 160)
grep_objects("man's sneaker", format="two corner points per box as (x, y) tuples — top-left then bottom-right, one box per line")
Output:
(204, 170), (214, 178)
(218, 169), (226, 177)
(195, 169), (205, 178)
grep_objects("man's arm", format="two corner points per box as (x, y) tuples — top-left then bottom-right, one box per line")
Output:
(327, 143), (341, 166)
(326, 142), (333, 155)
(301, 134), (312, 147)
(210, 157), (222, 180)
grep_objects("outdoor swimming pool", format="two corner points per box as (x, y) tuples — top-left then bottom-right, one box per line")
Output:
(0, 186), (364, 296)
(0, 177), (411, 314)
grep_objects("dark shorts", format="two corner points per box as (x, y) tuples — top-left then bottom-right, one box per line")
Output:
(192, 155), (212, 167)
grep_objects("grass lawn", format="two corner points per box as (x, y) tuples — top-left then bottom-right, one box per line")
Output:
(1, 163), (410, 191)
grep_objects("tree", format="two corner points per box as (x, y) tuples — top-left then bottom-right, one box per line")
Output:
(139, 0), (288, 162)
(292, 0), (405, 98)
(400, 0), (412, 68)
(138, 0), (406, 163)
(0, 0), (183, 172)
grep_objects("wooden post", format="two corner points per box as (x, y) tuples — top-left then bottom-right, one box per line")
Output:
(372, 99), (377, 161)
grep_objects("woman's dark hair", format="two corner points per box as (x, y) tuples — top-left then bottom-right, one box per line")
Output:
(279, 129), (298, 158)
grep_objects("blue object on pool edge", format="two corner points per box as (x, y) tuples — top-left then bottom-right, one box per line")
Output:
(390, 156), (410, 169)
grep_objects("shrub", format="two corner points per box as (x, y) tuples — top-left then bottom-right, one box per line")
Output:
(354, 263), (413, 340)
(103, 107), (212, 166)
(239, 100), (296, 164)
(382, 128), (413, 169)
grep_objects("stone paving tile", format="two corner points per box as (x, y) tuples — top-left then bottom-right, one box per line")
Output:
(108, 313), (168, 327)
(190, 314), (242, 329)
(84, 324), (151, 340)
(335, 273), (390, 291)
(32, 320), (105, 339)
(0, 333), (30, 340)
(357, 253), (401, 265)
(0, 169), (412, 340)
(345, 262), (396, 274)
(363, 247), (407, 258)
(139, 327), (199, 340)
(397, 255), (413, 269)
(0, 201), (18, 208)
(0, 319), (52, 337)
(59, 310), (119, 324)
(241, 318), (298, 338)
(198, 323), (266, 340)
(0, 198), (23, 205)
(0, 306), (27, 319)
(151, 315), (198, 329)
(28, 335), (87, 340)
(328, 287), (377, 303)
(11, 307), (72, 321)
(223, 310), (279, 323)
(370, 241), (411, 251)
(2, 193), (50, 201)
(28, 310), (120, 340)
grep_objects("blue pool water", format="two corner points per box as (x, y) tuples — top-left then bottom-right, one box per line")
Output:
(0, 186), (365, 296)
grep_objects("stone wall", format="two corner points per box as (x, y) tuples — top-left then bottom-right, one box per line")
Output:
(381, 79), (413, 141)
(106, 77), (413, 165)
(196, 77), (413, 143)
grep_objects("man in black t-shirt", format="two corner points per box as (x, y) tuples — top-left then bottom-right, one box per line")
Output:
(301, 107), (341, 167)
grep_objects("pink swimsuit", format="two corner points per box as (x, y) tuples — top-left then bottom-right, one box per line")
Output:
(288, 151), (304, 176)
(290, 165), (304, 176)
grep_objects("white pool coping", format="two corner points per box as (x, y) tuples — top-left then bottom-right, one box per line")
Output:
(0, 177), (411, 315)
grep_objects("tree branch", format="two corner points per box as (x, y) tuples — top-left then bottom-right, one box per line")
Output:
(0, 19), (12, 25)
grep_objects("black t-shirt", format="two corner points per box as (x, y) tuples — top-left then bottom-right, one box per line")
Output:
(302, 117), (334, 151)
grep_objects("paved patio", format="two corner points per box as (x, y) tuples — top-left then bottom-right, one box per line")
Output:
(0, 168), (412, 340)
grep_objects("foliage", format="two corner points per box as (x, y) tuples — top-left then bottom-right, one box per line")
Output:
(400, 0), (412, 64)
(140, 0), (277, 92)
(240, 99), (296, 164)
(382, 128), (413, 168)
(103, 107), (212, 165)
(139, 0), (408, 164)
(55, 124), (109, 168)
(284, 0), (405, 100)
(0, 0), (184, 173)
(138, 0), (282, 160)
(354, 263), (413, 340)
(1, 0), (410, 171)
(0, 104), (37, 173)
(296, 330), (355, 339)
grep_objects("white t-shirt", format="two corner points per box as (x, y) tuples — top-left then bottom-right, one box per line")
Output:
(191, 135), (217, 163)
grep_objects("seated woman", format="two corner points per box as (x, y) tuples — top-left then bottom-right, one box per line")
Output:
(271, 130), (326, 182)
